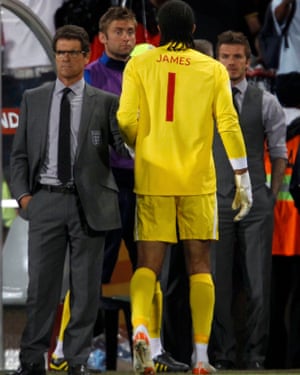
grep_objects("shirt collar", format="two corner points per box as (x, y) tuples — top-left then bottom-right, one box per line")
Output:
(54, 78), (85, 96)
(232, 78), (247, 95)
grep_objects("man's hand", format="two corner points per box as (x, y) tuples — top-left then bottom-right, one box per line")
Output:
(19, 195), (32, 210)
(232, 171), (253, 221)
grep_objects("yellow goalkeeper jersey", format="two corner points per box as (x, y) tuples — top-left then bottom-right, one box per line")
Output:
(117, 44), (247, 195)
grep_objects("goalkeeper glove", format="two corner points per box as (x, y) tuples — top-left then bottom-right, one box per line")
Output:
(232, 171), (253, 221)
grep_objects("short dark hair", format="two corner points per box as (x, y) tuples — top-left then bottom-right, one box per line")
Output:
(99, 6), (137, 34)
(216, 30), (251, 60)
(158, 0), (195, 50)
(53, 25), (90, 54)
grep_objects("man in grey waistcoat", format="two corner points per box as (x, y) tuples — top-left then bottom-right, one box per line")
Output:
(210, 30), (287, 370)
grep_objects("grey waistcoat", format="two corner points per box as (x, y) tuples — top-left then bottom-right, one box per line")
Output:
(213, 84), (265, 196)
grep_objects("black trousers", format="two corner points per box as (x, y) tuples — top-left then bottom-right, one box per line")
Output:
(160, 243), (192, 365)
(101, 167), (136, 283)
(266, 255), (300, 369)
(210, 186), (274, 367)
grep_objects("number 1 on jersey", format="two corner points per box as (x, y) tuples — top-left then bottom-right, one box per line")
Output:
(166, 72), (176, 122)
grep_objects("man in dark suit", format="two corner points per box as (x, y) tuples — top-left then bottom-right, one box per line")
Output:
(10, 25), (130, 375)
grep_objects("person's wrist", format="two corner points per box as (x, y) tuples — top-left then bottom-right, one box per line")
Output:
(234, 168), (248, 175)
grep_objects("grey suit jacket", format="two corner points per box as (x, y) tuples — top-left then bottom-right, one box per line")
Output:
(10, 81), (130, 231)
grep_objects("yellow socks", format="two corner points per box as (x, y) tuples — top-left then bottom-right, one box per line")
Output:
(130, 267), (156, 330)
(149, 281), (162, 338)
(190, 273), (214, 362)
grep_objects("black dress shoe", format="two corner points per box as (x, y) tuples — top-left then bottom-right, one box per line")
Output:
(68, 364), (91, 375)
(153, 351), (190, 372)
(11, 363), (45, 375)
(246, 360), (265, 370)
(214, 359), (234, 370)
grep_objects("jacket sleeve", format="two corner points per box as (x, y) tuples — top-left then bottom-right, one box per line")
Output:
(109, 94), (132, 159)
(10, 92), (31, 201)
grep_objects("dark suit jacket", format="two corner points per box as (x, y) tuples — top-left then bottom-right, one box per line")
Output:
(10, 81), (130, 231)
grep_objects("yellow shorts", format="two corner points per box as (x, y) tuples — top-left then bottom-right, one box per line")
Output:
(135, 194), (218, 243)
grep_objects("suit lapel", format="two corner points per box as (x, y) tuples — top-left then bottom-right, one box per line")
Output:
(76, 85), (95, 160)
(39, 83), (55, 160)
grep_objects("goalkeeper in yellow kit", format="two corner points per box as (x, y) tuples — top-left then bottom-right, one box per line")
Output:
(117, 1), (252, 374)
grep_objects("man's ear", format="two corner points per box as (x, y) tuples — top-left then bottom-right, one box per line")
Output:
(99, 32), (107, 44)
(245, 57), (251, 71)
(84, 51), (91, 64)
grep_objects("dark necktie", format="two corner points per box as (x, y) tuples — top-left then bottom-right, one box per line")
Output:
(231, 86), (240, 114)
(58, 87), (72, 184)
